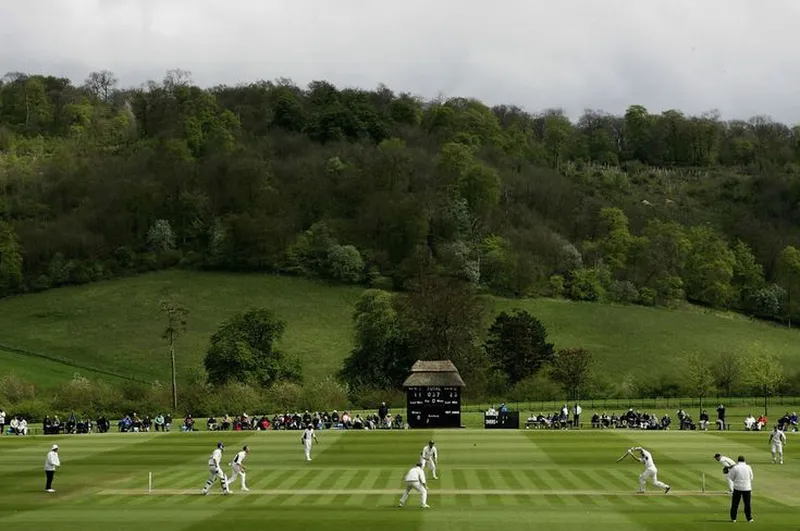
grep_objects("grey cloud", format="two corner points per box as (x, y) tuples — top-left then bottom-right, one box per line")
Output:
(1, 0), (799, 122)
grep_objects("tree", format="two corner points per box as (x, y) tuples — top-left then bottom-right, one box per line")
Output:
(397, 275), (489, 385)
(159, 299), (188, 410)
(83, 70), (118, 102)
(338, 289), (414, 393)
(204, 308), (301, 387)
(684, 353), (716, 410)
(776, 246), (800, 327)
(0, 221), (23, 294)
(741, 345), (785, 416)
(712, 352), (742, 398)
(484, 309), (555, 385)
(550, 348), (594, 400)
(147, 219), (177, 253)
(684, 225), (736, 307)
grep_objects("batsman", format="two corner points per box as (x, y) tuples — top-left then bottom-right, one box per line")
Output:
(617, 446), (671, 494)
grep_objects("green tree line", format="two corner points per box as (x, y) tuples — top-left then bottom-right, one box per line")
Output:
(2, 70), (800, 324)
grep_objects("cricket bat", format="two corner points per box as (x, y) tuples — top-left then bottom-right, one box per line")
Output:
(615, 449), (632, 463)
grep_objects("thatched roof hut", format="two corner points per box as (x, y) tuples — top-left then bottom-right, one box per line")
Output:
(402, 360), (466, 388)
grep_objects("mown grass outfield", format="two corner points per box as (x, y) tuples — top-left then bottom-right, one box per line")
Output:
(0, 430), (797, 530)
(1, 270), (799, 388)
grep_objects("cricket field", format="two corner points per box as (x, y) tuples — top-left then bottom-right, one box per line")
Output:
(0, 429), (796, 530)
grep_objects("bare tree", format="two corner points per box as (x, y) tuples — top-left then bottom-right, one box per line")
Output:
(84, 70), (118, 102)
(551, 348), (594, 401)
(160, 299), (189, 410)
(712, 352), (742, 398)
(684, 352), (716, 412)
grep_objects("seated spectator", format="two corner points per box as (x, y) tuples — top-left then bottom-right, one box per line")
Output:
(790, 412), (798, 432)
(142, 416), (152, 432)
(499, 403), (509, 414)
(699, 410), (709, 431)
(756, 415), (767, 431)
(131, 413), (142, 432)
(17, 417), (29, 435)
(660, 414), (671, 430)
(777, 412), (791, 432)
(353, 415), (364, 429)
(154, 414), (165, 432)
(393, 413), (404, 429)
(743, 414), (756, 430)
(164, 414), (172, 432)
(96, 416), (110, 433)
(341, 411), (351, 429)
(590, 413), (600, 428)
(207, 416), (218, 431)
(183, 415), (195, 432)
(221, 414), (232, 431)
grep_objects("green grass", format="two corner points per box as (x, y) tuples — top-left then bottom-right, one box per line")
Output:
(1, 430), (797, 530)
(0, 270), (798, 387)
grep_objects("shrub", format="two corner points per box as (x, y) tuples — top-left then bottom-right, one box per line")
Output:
(327, 244), (365, 284)
(265, 382), (304, 412)
(300, 377), (350, 411)
(608, 280), (639, 304)
(638, 287), (657, 306)
(508, 371), (562, 402)
(549, 274), (565, 298)
(0, 373), (37, 403)
(568, 268), (607, 302)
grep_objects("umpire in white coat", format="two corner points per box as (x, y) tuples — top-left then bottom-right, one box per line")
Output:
(44, 444), (60, 492)
(728, 455), (754, 523)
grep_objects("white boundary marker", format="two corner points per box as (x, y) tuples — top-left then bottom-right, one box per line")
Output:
(148, 472), (153, 495)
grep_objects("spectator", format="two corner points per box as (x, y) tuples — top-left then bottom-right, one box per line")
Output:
(164, 414), (172, 432)
(378, 402), (389, 425)
(207, 416), (218, 431)
(717, 404), (727, 430)
(699, 410), (709, 431)
(744, 414), (756, 431)
(96, 416), (110, 433)
(221, 414), (232, 431)
(154, 414), (165, 432)
(0, 408), (5, 434)
(790, 412), (798, 432)
(755, 415), (767, 431)
(573, 403), (582, 428)
(183, 415), (195, 432)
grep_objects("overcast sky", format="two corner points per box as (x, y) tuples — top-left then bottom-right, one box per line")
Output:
(2, 0), (799, 122)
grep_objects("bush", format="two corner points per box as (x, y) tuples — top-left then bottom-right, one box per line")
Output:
(568, 268), (606, 302)
(349, 387), (404, 410)
(549, 275), (565, 298)
(638, 287), (657, 306)
(608, 280), (639, 304)
(327, 244), (365, 284)
(300, 377), (350, 411)
(0, 373), (37, 403)
(508, 371), (563, 402)
(265, 382), (304, 411)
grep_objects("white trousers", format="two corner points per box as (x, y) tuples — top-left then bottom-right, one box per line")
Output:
(304, 442), (312, 461)
(202, 465), (228, 492)
(638, 467), (668, 491)
(723, 471), (734, 492)
(771, 444), (783, 461)
(400, 480), (427, 506)
(422, 458), (437, 477)
(227, 464), (247, 488)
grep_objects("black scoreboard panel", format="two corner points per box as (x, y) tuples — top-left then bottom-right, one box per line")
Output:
(406, 386), (461, 428)
(484, 411), (520, 429)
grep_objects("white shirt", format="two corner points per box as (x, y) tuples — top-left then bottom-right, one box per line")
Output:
(0, 410), (5, 423)
(208, 448), (222, 467)
(404, 466), (426, 484)
(421, 445), (437, 461)
(718, 455), (736, 468)
(638, 449), (657, 470)
(233, 450), (247, 466)
(303, 428), (315, 445)
(728, 463), (753, 491)
(45, 450), (61, 471)
(770, 430), (787, 445)
(574, 405), (582, 415)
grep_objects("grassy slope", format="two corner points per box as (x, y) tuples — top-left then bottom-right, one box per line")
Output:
(0, 270), (798, 387)
(0, 430), (797, 531)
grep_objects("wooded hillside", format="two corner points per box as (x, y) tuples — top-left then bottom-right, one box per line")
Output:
(1, 70), (799, 322)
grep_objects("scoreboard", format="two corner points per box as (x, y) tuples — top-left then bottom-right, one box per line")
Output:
(406, 386), (462, 428)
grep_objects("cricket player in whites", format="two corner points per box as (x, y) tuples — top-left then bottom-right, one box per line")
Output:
(714, 453), (736, 493)
(226, 445), (250, 491)
(420, 440), (438, 480)
(302, 424), (318, 461)
(399, 462), (430, 508)
(769, 426), (787, 464)
(201, 442), (230, 495)
(630, 446), (670, 494)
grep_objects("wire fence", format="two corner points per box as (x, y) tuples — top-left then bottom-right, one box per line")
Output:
(458, 396), (800, 413)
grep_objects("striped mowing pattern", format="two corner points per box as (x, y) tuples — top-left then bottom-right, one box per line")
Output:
(0, 430), (797, 531)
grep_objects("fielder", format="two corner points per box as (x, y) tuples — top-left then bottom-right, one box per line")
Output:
(420, 440), (438, 480)
(302, 424), (318, 461)
(714, 453), (736, 493)
(201, 442), (230, 495)
(399, 462), (429, 508)
(769, 426), (787, 464)
(226, 445), (250, 491)
(630, 446), (670, 494)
